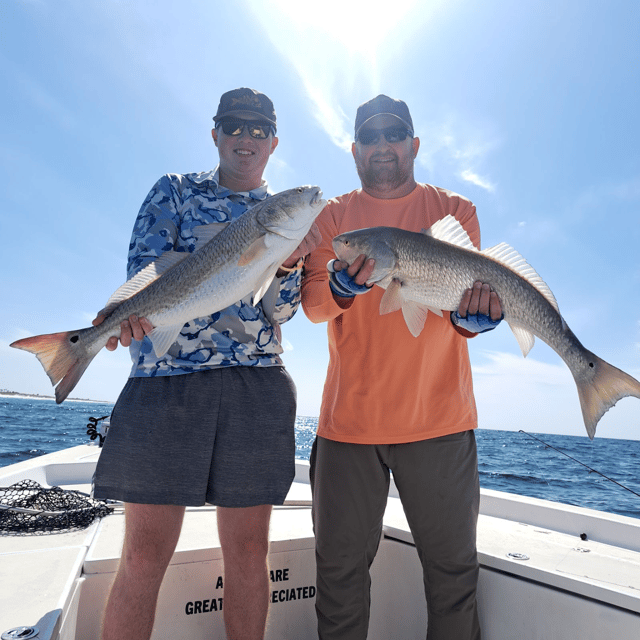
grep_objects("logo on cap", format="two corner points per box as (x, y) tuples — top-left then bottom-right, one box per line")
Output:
(214, 88), (277, 129)
(354, 94), (413, 138)
(231, 94), (264, 109)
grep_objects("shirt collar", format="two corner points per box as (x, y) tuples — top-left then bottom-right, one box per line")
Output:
(194, 166), (270, 201)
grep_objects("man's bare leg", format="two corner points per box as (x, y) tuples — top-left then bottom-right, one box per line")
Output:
(217, 504), (272, 640)
(100, 503), (185, 640)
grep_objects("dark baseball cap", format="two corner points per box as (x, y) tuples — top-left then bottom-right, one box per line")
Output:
(354, 95), (414, 139)
(213, 88), (277, 130)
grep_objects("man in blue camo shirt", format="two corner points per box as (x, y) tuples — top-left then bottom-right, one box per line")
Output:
(92, 87), (320, 640)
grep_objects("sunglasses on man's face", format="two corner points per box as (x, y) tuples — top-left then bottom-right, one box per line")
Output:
(356, 126), (412, 146)
(218, 119), (275, 139)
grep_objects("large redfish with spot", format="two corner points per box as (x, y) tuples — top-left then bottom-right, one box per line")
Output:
(11, 186), (326, 404)
(332, 215), (640, 439)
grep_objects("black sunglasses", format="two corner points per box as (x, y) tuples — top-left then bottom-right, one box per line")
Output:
(217, 119), (275, 139)
(356, 126), (412, 146)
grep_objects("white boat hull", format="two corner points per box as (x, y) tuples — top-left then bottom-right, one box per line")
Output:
(1, 444), (640, 639)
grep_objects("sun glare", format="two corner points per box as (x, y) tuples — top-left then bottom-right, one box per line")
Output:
(270, 0), (419, 56)
(246, 0), (442, 151)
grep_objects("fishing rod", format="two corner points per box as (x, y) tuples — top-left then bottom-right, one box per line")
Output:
(518, 430), (640, 500)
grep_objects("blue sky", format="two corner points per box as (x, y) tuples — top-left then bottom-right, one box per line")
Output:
(2, 0), (639, 440)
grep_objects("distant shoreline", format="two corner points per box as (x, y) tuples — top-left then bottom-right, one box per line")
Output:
(0, 391), (113, 404)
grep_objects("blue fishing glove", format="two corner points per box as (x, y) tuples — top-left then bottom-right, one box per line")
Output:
(450, 310), (503, 334)
(327, 260), (372, 298)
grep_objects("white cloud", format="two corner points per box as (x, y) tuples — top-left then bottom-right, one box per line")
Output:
(416, 117), (499, 193)
(472, 349), (571, 384)
(469, 349), (640, 440)
(470, 349), (583, 435)
(461, 169), (495, 192)
(245, 0), (440, 153)
(265, 156), (296, 193)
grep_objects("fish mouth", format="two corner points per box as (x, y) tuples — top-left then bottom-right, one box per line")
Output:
(302, 186), (325, 208)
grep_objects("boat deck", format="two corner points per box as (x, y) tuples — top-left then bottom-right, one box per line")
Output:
(2, 444), (640, 639)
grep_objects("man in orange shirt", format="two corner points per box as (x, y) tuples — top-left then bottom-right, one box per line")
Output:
(301, 95), (503, 640)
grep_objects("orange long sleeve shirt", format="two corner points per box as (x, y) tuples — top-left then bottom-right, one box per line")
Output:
(301, 183), (481, 444)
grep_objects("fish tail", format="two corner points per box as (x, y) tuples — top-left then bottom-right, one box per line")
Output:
(576, 352), (640, 440)
(10, 331), (98, 404)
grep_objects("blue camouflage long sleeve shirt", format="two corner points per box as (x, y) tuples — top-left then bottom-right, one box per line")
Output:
(126, 168), (302, 377)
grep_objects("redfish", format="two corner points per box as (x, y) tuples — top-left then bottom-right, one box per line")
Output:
(12, 186), (326, 403)
(332, 215), (640, 439)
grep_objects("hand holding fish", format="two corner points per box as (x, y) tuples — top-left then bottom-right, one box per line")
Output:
(336, 253), (376, 285)
(278, 222), (323, 273)
(452, 281), (504, 336)
(92, 313), (154, 351)
(458, 281), (502, 321)
(327, 254), (375, 305)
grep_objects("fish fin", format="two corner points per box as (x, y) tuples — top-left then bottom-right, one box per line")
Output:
(259, 273), (281, 322)
(52, 356), (95, 405)
(482, 243), (560, 313)
(149, 324), (185, 358)
(238, 235), (270, 267)
(422, 216), (477, 251)
(380, 279), (404, 314)
(401, 301), (430, 337)
(191, 222), (229, 248)
(10, 331), (99, 403)
(262, 223), (300, 240)
(508, 322), (536, 357)
(253, 270), (277, 306)
(575, 352), (640, 439)
(101, 252), (191, 316)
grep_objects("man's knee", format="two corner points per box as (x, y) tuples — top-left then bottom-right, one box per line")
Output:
(120, 539), (175, 578)
(217, 505), (271, 569)
(223, 526), (270, 566)
(121, 503), (185, 575)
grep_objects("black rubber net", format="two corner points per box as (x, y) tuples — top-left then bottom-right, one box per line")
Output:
(0, 479), (114, 535)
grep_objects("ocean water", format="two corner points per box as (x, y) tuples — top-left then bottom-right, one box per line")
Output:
(2, 396), (640, 520)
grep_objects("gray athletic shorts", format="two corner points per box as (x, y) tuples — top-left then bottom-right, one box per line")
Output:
(92, 366), (297, 507)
